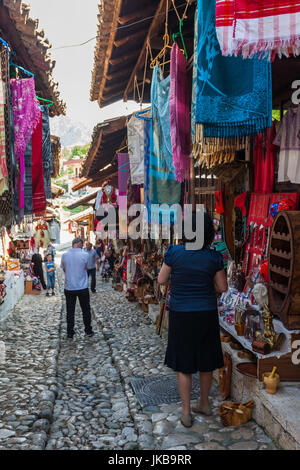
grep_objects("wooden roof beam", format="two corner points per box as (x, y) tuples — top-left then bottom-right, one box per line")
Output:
(123, 0), (172, 102)
(97, 0), (123, 108)
(109, 51), (138, 66)
(114, 29), (146, 48)
(118, 5), (155, 25)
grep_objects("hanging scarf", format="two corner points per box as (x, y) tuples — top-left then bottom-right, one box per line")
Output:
(143, 119), (151, 224)
(216, 0), (300, 60)
(170, 44), (191, 182)
(42, 106), (53, 200)
(150, 66), (181, 210)
(24, 138), (33, 215)
(195, 0), (272, 140)
(0, 55), (8, 195)
(127, 115), (145, 185)
(10, 78), (40, 210)
(31, 110), (46, 215)
(118, 153), (130, 236)
(254, 122), (276, 194)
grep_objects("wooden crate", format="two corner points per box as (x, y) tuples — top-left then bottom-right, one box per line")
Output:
(25, 280), (40, 295)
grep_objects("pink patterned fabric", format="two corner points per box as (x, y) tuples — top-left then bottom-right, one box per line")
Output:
(10, 78), (40, 209)
(216, 0), (300, 60)
(170, 44), (190, 182)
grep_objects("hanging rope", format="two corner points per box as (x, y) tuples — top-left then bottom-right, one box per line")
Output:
(140, 43), (149, 106)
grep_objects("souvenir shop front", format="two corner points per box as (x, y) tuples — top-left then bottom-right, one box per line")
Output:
(89, 1), (300, 365)
(0, 3), (64, 317)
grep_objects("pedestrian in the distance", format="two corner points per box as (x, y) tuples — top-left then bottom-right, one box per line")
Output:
(61, 238), (94, 340)
(47, 243), (56, 260)
(45, 254), (56, 297)
(85, 242), (99, 293)
(31, 251), (47, 290)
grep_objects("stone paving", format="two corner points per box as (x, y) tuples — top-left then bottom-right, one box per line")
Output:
(0, 265), (279, 450)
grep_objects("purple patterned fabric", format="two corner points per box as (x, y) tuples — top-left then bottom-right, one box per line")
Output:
(118, 153), (130, 195)
(170, 44), (191, 182)
(10, 78), (40, 210)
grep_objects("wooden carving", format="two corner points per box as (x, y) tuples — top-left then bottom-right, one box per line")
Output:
(219, 352), (232, 400)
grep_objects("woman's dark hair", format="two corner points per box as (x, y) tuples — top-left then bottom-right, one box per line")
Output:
(182, 212), (215, 248)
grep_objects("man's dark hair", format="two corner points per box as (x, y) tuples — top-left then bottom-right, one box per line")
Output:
(72, 237), (83, 247)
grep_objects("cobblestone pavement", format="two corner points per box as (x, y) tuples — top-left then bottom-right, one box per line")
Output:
(0, 266), (279, 450)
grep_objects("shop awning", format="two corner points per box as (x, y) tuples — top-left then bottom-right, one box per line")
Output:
(65, 190), (99, 210)
(90, 0), (196, 107)
(66, 207), (94, 223)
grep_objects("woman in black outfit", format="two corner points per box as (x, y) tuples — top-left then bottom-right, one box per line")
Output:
(158, 213), (228, 428)
(31, 252), (47, 290)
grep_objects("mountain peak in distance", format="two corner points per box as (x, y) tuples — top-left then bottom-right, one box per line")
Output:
(50, 116), (91, 148)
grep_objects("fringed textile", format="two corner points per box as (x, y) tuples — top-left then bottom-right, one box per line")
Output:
(170, 44), (191, 182)
(195, 0), (272, 140)
(216, 0), (300, 60)
(150, 66), (181, 208)
(127, 115), (145, 185)
(10, 78), (40, 210)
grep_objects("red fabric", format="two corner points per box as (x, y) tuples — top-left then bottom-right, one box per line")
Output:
(215, 190), (225, 214)
(234, 192), (248, 217)
(254, 123), (276, 194)
(216, 0), (300, 59)
(31, 111), (46, 215)
(247, 194), (270, 225)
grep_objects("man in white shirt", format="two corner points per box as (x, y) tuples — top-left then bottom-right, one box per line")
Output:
(61, 238), (94, 339)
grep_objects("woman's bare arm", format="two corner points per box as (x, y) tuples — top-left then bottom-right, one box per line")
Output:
(158, 263), (172, 285)
(214, 269), (228, 293)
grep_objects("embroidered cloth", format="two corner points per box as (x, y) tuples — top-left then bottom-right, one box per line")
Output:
(127, 115), (145, 185)
(216, 0), (300, 60)
(195, 0), (272, 139)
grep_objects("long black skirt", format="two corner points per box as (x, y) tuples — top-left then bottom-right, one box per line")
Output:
(165, 309), (224, 374)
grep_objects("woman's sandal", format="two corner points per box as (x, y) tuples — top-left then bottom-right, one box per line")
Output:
(180, 413), (193, 428)
(192, 403), (212, 416)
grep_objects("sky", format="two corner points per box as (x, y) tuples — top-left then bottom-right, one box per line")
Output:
(28, 0), (140, 132)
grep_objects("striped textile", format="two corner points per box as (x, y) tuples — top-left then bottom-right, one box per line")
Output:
(31, 110), (46, 215)
(216, 0), (300, 60)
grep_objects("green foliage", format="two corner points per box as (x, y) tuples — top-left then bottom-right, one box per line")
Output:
(70, 143), (90, 160)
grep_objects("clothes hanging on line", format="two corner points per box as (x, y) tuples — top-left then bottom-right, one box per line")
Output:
(150, 66), (181, 214)
(273, 106), (300, 184)
(170, 44), (191, 182)
(254, 122), (276, 193)
(0, 55), (8, 196)
(216, 0), (300, 60)
(24, 138), (33, 215)
(10, 77), (40, 212)
(195, 0), (272, 140)
(127, 115), (145, 185)
(42, 106), (53, 200)
(31, 110), (46, 215)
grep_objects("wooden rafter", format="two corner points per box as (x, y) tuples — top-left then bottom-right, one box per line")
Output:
(123, 0), (172, 102)
(98, 0), (123, 108)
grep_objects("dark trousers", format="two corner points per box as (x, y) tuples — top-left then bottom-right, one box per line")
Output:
(87, 268), (96, 292)
(64, 288), (93, 337)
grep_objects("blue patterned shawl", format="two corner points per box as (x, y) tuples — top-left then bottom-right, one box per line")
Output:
(42, 106), (52, 200)
(195, 0), (272, 139)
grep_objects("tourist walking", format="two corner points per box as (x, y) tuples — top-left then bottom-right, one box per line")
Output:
(46, 243), (56, 260)
(158, 213), (228, 428)
(45, 254), (56, 297)
(61, 238), (94, 339)
(85, 242), (99, 293)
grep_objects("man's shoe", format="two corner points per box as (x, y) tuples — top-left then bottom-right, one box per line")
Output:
(67, 335), (74, 340)
(52, 291), (55, 296)
(91, 290), (96, 293)
(86, 331), (94, 338)
(46, 292), (50, 297)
